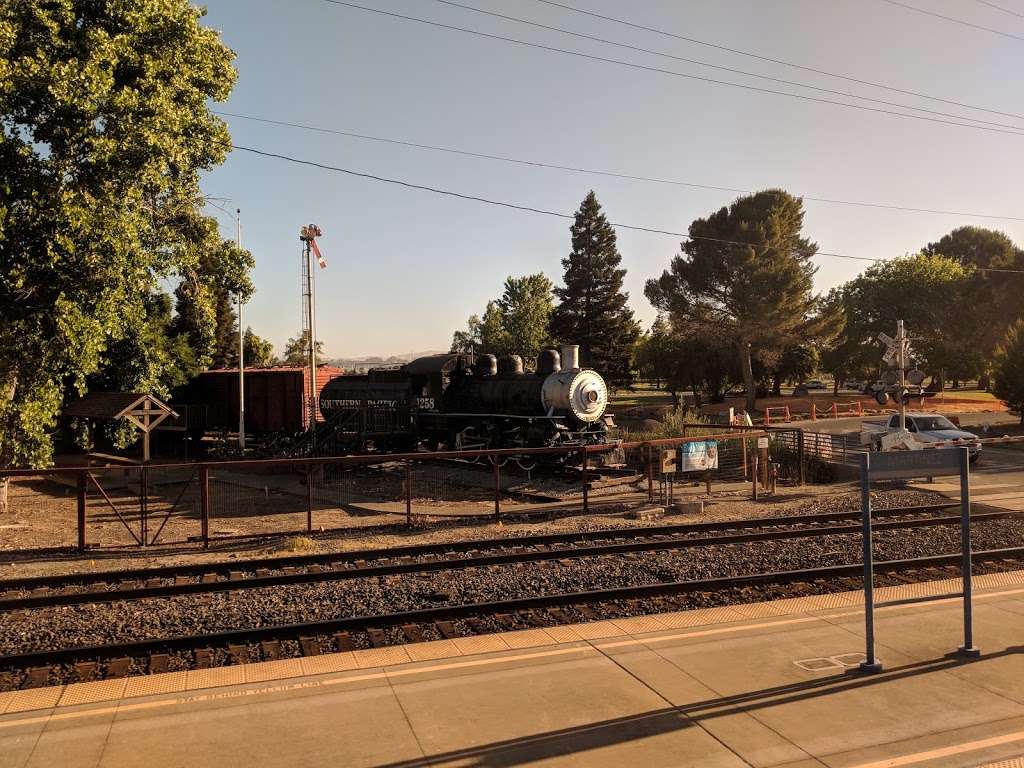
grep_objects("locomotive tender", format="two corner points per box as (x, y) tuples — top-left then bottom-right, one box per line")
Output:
(317, 344), (611, 453)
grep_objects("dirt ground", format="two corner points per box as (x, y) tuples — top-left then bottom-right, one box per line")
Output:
(0, 465), (953, 580)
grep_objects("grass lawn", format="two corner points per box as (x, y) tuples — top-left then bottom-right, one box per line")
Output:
(608, 383), (675, 411)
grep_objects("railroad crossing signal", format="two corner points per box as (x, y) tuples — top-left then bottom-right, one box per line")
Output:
(878, 331), (914, 368)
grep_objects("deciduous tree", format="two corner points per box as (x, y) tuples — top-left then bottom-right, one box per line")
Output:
(993, 320), (1024, 425)
(0, 0), (248, 511)
(283, 331), (325, 366)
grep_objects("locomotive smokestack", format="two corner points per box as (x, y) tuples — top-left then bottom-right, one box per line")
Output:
(560, 345), (580, 371)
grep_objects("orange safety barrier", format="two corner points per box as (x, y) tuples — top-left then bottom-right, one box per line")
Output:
(763, 406), (791, 426)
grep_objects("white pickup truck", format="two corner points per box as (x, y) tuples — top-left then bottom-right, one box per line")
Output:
(861, 412), (981, 461)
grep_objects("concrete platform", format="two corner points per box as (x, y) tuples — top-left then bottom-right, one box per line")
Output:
(4, 574), (1024, 767)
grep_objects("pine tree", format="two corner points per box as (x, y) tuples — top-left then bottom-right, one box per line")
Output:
(549, 192), (640, 387)
(644, 189), (823, 412)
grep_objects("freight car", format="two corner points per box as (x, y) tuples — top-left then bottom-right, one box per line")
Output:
(316, 344), (611, 454)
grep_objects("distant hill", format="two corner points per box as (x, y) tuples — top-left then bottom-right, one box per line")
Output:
(324, 349), (448, 371)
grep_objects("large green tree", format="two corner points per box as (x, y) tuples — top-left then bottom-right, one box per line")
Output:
(924, 227), (1024, 388)
(452, 273), (554, 363)
(0, 0), (249, 510)
(549, 192), (640, 387)
(836, 254), (977, 390)
(283, 331), (325, 366)
(645, 190), (824, 412)
(993, 320), (1024, 425)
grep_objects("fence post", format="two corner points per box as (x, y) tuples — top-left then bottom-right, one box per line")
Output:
(581, 448), (590, 513)
(493, 456), (501, 523)
(959, 446), (980, 657)
(199, 466), (210, 548)
(859, 452), (883, 672)
(77, 470), (87, 552)
(764, 411), (771, 427)
(751, 448), (758, 501)
(305, 464), (314, 533)
(797, 430), (806, 486)
(646, 444), (654, 502)
(832, 402), (838, 419)
(405, 458), (413, 527)
(140, 463), (148, 546)
(811, 403), (816, 421)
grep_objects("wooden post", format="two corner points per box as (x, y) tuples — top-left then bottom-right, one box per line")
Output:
(405, 458), (412, 527)
(581, 448), (589, 514)
(199, 466), (210, 548)
(797, 430), (806, 486)
(139, 464), (148, 546)
(77, 471), (87, 552)
(646, 445), (654, 502)
(811, 403), (816, 421)
(759, 442), (770, 490)
(752, 449), (759, 501)
(741, 436), (748, 480)
(306, 464), (314, 533)
(704, 469), (711, 495)
(492, 457), (501, 523)
(832, 402), (839, 419)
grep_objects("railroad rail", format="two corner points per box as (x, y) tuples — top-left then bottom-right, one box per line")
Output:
(2, 547), (1023, 684)
(0, 503), (995, 610)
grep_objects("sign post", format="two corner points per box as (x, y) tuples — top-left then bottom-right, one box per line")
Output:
(859, 446), (975, 673)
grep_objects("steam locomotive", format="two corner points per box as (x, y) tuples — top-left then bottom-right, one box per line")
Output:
(316, 344), (611, 453)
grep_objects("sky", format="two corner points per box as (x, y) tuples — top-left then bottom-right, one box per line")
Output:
(197, 0), (1024, 359)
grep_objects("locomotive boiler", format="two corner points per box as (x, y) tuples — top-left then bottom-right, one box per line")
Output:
(317, 344), (611, 454)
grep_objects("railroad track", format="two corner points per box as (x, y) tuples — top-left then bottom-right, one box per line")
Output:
(0, 503), (995, 611)
(3, 547), (1023, 689)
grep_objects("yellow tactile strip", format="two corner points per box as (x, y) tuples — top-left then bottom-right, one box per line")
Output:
(977, 758), (1024, 768)
(2, 569), (1022, 716)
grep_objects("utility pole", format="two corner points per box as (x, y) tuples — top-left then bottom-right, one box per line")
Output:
(236, 208), (245, 450)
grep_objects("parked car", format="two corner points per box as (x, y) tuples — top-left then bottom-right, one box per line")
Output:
(862, 412), (981, 461)
(842, 379), (865, 391)
(802, 379), (827, 390)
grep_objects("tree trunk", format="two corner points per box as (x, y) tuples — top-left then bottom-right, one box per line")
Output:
(979, 373), (990, 391)
(0, 477), (8, 516)
(771, 374), (781, 397)
(740, 343), (756, 413)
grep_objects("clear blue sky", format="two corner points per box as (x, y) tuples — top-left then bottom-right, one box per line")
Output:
(198, 0), (1024, 359)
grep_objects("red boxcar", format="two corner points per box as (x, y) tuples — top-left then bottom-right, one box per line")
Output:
(177, 366), (344, 434)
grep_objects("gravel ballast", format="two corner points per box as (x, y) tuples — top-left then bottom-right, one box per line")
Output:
(2, 514), (1022, 657)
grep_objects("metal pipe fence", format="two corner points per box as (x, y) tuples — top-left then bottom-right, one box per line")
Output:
(0, 430), (769, 552)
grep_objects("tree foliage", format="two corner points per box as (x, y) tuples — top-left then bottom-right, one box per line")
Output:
(993, 320), (1024, 425)
(645, 189), (826, 411)
(241, 328), (276, 368)
(283, 331), (325, 366)
(0, 0), (247, 489)
(452, 274), (554, 362)
(924, 226), (1024, 386)
(549, 192), (640, 387)
(450, 314), (482, 355)
(834, 254), (978, 389)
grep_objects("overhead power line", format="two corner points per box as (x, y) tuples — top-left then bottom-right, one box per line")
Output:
(216, 110), (1024, 222)
(227, 142), (1024, 274)
(427, 0), (1021, 131)
(316, 0), (1024, 137)
(531, 0), (1024, 122)
(974, 0), (1024, 20)
(881, 0), (1024, 41)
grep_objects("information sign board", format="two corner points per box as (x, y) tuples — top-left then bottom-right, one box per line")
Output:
(868, 448), (961, 480)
